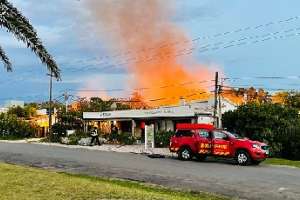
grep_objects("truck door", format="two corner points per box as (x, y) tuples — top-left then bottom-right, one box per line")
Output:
(197, 129), (212, 155)
(212, 131), (230, 156)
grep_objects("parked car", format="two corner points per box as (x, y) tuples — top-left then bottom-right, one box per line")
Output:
(169, 123), (269, 165)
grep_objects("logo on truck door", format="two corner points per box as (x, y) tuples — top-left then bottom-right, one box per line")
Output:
(212, 131), (230, 156)
(213, 144), (230, 156)
(199, 142), (211, 154)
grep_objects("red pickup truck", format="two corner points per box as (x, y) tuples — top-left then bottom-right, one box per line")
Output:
(169, 123), (269, 165)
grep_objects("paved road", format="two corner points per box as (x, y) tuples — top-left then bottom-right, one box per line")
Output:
(0, 142), (299, 200)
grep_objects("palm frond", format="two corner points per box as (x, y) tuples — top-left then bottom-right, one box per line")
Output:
(0, 0), (60, 79)
(0, 45), (12, 71)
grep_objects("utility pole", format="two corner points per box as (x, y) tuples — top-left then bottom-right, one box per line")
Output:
(213, 72), (219, 127)
(218, 80), (223, 128)
(48, 71), (53, 135)
(64, 91), (69, 113)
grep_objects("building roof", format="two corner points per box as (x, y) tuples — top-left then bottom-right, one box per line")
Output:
(83, 98), (236, 120)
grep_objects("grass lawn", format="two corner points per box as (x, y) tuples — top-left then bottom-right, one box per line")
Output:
(265, 158), (300, 168)
(0, 163), (228, 200)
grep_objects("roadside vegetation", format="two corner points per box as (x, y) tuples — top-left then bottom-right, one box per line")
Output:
(0, 163), (228, 200)
(265, 158), (300, 168)
(222, 92), (300, 161)
(0, 113), (37, 140)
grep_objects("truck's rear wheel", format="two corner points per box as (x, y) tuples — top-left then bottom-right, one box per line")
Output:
(178, 147), (192, 161)
(236, 150), (251, 166)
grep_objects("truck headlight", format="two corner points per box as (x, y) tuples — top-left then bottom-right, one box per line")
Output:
(252, 144), (260, 149)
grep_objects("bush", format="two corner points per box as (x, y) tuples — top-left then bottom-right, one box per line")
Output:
(270, 126), (300, 160)
(67, 134), (79, 145)
(118, 132), (135, 145)
(222, 103), (300, 160)
(62, 130), (90, 145)
(107, 131), (135, 145)
(48, 123), (67, 143)
(155, 130), (175, 148)
(52, 123), (68, 135)
(0, 113), (37, 139)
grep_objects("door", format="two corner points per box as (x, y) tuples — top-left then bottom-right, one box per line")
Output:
(197, 129), (212, 154)
(212, 131), (230, 156)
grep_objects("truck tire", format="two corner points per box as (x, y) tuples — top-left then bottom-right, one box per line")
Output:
(236, 150), (251, 166)
(178, 147), (193, 161)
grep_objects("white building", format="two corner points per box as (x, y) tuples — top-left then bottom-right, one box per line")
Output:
(83, 98), (236, 139)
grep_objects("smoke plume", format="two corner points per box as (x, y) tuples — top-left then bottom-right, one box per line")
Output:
(84, 0), (214, 106)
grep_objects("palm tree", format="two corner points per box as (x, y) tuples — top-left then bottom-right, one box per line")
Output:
(0, 0), (60, 79)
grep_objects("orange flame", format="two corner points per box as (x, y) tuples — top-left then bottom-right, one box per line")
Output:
(85, 0), (215, 106)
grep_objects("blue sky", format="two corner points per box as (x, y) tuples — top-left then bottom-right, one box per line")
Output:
(1, 0), (300, 104)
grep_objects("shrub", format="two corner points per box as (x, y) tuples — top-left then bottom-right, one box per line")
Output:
(271, 126), (300, 160)
(0, 113), (37, 139)
(52, 123), (67, 135)
(117, 132), (135, 145)
(61, 130), (90, 145)
(222, 103), (300, 160)
(107, 131), (135, 145)
(155, 130), (175, 148)
(48, 123), (67, 143)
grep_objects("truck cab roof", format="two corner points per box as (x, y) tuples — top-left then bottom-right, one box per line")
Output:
(176, 123), (215, 131)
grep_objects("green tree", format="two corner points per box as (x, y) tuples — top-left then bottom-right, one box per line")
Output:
(272, 91), (300, 109)
(222, 102), (300, 159)
(283, 91), (300, 109)
(7, 105), (37, 119)
(89, 97), (113, 112)
(223, 103), (299, 138)
(0, 0), (60, 78)
(7, 106), (25, 118)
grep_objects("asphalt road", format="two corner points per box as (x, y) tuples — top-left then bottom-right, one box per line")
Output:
(0, 142), (299, 200)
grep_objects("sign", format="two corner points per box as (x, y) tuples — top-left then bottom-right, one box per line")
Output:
(145, 124), (154, 150)
(83, 105), (195, 120)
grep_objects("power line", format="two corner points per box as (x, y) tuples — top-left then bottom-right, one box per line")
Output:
(62, 26), (300, 74)
(63, 80), (213, 94)
(61, 15), (300, 66)
(222, 75), (300, 81)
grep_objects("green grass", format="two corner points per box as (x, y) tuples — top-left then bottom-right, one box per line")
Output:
(0, 163), (228, 200)
(265, 158), (300, 168)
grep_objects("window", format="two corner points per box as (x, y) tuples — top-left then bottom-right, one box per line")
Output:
(176, 130), (193, 137)
(213, 131), (227, 139)
(199, 129), (210, 138)
(223, 131), (243, 139)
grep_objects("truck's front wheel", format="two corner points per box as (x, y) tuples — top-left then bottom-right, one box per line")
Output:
(178, 147), (192, 161)
(236, 150), (251, 166)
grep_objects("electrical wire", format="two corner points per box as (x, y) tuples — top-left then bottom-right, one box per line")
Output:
(60, 15), (300, 66)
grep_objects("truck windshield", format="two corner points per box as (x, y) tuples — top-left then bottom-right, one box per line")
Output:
(223, 131), (243, 139)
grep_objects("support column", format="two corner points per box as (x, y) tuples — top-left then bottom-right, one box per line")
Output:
(84, 121), (89, 133)
(131, 120), (136, 136)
